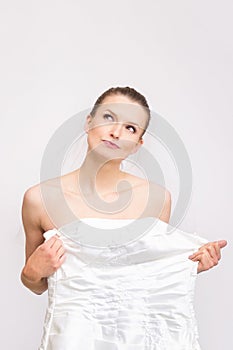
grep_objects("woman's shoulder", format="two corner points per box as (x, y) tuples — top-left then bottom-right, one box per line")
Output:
(122, 172), (171, 196)
(121, 174), (171, 222)
(23, 175), (65, 207)
(23, 176), (69, 230)
(23, 183), (42, 205)
(22, 184), (46, 231)
(27, 172), (73, 192)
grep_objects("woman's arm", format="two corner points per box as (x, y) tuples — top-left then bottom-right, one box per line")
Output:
(21, 186), (66, 295)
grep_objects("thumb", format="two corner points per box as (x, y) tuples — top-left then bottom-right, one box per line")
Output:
(217, 240), (228, 248)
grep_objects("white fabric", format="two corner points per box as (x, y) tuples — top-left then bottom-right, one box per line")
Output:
(39, 218), (208, 350)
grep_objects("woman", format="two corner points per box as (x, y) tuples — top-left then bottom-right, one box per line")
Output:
(21, 87), (227, 349)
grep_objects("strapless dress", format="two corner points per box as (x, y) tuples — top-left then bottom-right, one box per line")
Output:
(39, 217), (208, 350)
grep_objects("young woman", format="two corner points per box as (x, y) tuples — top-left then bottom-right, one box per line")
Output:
(21, 87), (227, 349)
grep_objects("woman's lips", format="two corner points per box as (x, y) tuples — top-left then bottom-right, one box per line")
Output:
(102, 140), (120, 149)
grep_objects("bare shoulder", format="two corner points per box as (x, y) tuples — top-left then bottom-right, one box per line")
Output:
(22, 177), (59, 213)
(22, 176), (67, 256)
(123, 172), (171, 197)
(22, 184), (44, 219)
(148, 182), (171, 223)
(123, 174), (172, 223)
(140, 179), (172, 209)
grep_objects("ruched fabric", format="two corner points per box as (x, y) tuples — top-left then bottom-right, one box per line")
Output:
(39, 217), (208, 350)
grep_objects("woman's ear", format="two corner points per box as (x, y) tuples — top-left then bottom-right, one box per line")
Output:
(84, 115), (92, 133)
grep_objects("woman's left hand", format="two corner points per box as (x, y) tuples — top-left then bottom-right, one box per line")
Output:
(188, 240), (228, 273)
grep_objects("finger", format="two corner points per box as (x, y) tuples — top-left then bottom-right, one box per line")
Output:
(44, 235), (60, 248)
(190, 244), (218, 262)
(205, 245), (219, 264)
(189, 241), (214, 258)
(191, 253), (214, 272)
(58, 254), (66, 264)
(56, 245), (66, 258)
(50, 238), (64, 252)
(189, 250), (204, 259)
(52, 252), (66, 270)
(201, 247), (218, 264)
(212, 242), (221, 260)
(200, 240), (227, 249)
(217, 240), (228, 248)
(199, 254), (214, 272)
(191, 251), (217, 267)
(189, 251), (199, 259)
(189, 252), (204, 261)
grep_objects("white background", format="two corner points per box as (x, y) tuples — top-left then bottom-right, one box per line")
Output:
(0, 1), (232, 349)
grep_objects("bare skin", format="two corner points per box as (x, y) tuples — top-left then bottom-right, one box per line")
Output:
(21, 171), (170, 294)
(21, 94), (227, 295)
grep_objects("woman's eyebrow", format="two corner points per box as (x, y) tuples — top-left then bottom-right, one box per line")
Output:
(104, 109), (140, 127)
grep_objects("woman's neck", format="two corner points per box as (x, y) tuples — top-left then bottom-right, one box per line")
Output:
(77, 151), (125, 197)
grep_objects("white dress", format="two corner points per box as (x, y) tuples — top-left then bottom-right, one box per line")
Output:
(39, 217), (208, 350)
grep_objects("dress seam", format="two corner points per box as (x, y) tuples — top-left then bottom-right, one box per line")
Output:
(39, 271), (57, 350)
(187, 259), (201, 350)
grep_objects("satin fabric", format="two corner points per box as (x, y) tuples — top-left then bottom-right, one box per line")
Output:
(39, 218), (208, 350)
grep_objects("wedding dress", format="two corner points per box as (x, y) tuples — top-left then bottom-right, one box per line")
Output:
(39, 217), (208, 350)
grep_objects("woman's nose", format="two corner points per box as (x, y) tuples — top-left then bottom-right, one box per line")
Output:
(109, 122), (123, 138)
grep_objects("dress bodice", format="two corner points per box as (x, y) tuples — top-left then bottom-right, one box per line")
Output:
(39, 217), (208, 350)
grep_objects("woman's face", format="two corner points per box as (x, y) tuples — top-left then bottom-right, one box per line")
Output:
(85, 94), (149, 161)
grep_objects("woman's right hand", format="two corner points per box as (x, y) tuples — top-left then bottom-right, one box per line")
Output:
(22, 235), (66, 283)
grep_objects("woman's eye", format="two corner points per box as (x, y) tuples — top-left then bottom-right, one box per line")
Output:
(102, 114), (136, 133)
(103, 113), (114, 121)
(126, 125), (136, 133)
